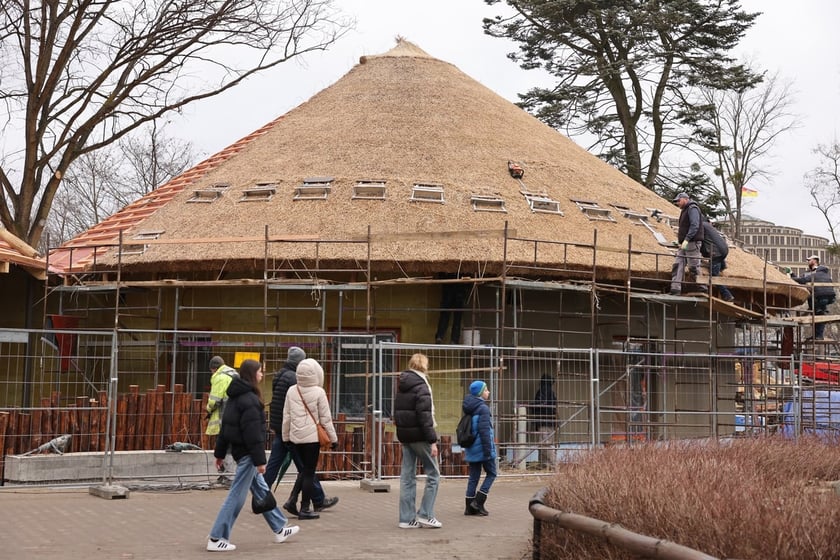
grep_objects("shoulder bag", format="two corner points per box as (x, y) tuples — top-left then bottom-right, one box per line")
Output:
(251, 475), (277, 514)
(297, 386), (331, 449)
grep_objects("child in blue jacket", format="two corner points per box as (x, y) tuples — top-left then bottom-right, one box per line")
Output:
(462, 380), (497, 516)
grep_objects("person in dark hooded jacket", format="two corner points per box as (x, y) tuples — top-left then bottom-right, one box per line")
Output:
(462, 380), (496, 516)
(700, 222), (735, 302)
(207, 359), (299, 551)
(393, 353), (441, 529)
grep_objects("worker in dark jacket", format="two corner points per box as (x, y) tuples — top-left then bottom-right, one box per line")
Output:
(462, 380), (496, 517)
(207, 359), (299, 551)
(700, 222), (735, 302)
(791, 255), (836, 339)
(670, 192), (707, 295)
(394, 353), (441, 529)
(264, 346), (337, 515)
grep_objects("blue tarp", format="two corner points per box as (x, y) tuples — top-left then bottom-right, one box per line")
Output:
(781, 389), (840, 442)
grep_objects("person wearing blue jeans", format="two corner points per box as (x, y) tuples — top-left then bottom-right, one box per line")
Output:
(265, 346), (305, 488)
(462, 380), (497, 516)
(394, 353), (442, 529)
(701, 221), (734, 302)
(399, 440), (441, 526)
(209, 456), (293, 545)
(207, 359), (299, 551)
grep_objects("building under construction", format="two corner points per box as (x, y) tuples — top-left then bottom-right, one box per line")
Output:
(1, 41), (836, 482)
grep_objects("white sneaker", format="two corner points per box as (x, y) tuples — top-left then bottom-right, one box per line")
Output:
(398, 520), (421, 529)
(416, 516), (442, 528)
(274, 525), (300, 543)
(206, 538), (236, 552)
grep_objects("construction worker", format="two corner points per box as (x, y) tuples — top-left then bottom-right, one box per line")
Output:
(206, 355), (238, 483)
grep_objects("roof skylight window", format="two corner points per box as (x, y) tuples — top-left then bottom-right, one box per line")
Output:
(410, 183), (445, 204)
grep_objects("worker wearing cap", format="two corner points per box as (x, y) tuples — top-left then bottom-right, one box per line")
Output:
(669, 192), (706, 296)
(791, 254), (836, 339)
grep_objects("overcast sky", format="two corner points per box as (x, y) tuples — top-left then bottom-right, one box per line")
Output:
(179, 0), (840, 241)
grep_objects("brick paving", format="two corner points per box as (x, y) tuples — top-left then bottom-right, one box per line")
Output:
(1, 475), (549, 560)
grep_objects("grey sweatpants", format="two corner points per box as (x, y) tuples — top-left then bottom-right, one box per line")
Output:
(670, 240), (703, 293)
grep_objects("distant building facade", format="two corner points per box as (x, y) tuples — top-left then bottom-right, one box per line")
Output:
(726, 217), (840, 279)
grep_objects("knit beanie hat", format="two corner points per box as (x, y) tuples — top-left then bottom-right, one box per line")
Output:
(287, 346), (306, 367)
(469, 380), (487, 397)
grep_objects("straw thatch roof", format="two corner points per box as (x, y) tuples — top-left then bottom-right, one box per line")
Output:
(51, 39), (804, 303)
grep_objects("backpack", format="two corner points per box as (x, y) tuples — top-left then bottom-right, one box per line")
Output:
(456, 413), (476, 447)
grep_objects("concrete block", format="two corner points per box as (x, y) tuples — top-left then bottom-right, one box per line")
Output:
(359, 478), (391, 492)
(89, 484), (130, 499)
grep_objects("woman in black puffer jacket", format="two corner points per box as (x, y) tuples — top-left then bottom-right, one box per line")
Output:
(206, 359), (300, 551)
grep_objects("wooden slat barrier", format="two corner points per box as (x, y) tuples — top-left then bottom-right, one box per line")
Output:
(0, 396), (468, 481)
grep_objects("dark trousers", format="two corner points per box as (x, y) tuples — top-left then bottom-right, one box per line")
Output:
(466, 458), (497, 497)
(435, 284), (467, 343)
(264, 434), (326, 505)
(808, 295), (833, 339)
(295, 442), (321, 510)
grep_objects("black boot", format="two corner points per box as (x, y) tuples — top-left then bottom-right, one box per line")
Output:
(314, 496), (339, 512)
(464, 497), (479, 515)
(283, 477), (302, 516)
(471, 491), (489, 516)
(282, 499), (299, 517)
(297, 506), (320, 520)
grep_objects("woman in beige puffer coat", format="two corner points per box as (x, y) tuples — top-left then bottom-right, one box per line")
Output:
(281, 358), (337, 519)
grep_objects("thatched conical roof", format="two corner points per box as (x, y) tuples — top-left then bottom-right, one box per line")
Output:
(51, 39), (803, 301)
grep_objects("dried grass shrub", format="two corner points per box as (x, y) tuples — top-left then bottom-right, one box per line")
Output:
(539, 437), (840, 559)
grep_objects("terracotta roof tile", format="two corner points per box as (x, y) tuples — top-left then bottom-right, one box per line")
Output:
(50, 117), (283, 271)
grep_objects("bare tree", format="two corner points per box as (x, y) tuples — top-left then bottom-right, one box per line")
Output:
(0, 0), (349, 248)
(43, 124), (195, 249)
(44, 149), (118, 248)
(806, 141), (840, 246)
(692, 72), (798, 240)
(109, 121), (195, 208)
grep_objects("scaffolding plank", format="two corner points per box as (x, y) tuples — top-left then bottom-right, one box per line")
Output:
(698, 294), (762, 319)
(767, 314), (840, 326)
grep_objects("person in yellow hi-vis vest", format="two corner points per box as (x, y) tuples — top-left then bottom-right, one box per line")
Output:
(206, 355), (238, 484)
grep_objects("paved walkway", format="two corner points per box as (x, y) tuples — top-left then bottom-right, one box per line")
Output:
(1, 476), (549, 559)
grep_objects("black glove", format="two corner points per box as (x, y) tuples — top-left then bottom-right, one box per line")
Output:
(330, 441), (338, 450)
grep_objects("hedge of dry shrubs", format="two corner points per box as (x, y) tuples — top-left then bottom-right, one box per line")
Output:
(539, 437), (840, 559)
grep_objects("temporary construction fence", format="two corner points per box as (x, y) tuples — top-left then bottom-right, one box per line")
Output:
(1, 327), (837, 485)
(0, 328), (114, 479)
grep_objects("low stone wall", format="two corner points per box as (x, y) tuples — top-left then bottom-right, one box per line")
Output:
(4, 450), (221, 484)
